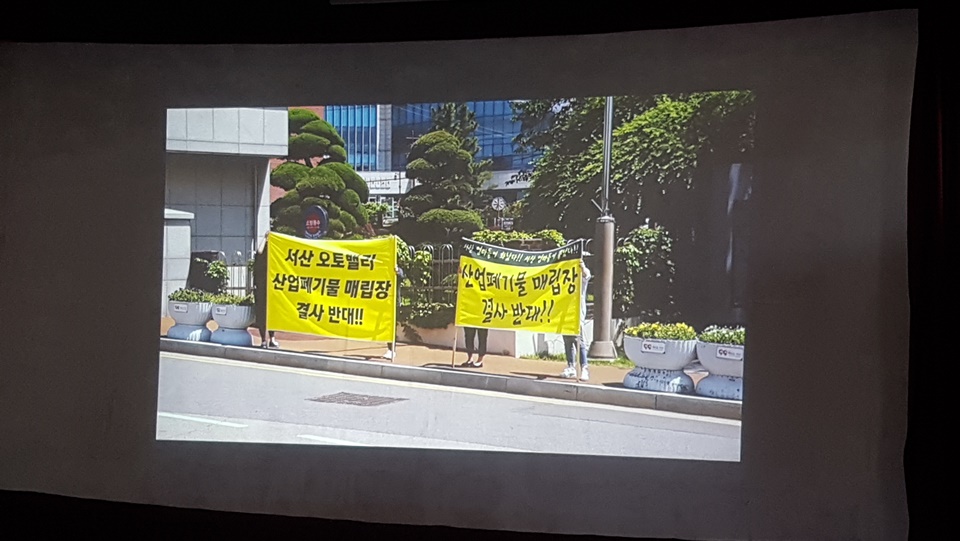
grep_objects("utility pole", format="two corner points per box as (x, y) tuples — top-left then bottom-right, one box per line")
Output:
(588, 96), (617, 360)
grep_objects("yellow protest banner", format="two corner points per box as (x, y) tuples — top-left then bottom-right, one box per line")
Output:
(266, 232), (397, 342)
(455, 239), (584, 335)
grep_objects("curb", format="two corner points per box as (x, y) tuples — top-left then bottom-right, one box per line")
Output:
(158, 338), (742, 421)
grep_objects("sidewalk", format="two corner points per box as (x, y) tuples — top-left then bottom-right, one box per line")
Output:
(160, 317), (709, 390)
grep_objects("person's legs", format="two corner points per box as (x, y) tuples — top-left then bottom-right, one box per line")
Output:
(464, 327), (477, 361)
(577, 336), (589, 381)
(255, 298), (268, 348)
(561, 335), (577, 378)
(477, 328), (488, 361)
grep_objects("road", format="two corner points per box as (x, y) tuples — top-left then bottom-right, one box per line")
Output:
(156, 352), (741, 461)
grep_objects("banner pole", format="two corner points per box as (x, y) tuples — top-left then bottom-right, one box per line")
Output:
(392, 235), (400, 363)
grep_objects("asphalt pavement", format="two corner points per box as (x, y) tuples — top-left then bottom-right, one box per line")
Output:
(156, 352), (741, 461)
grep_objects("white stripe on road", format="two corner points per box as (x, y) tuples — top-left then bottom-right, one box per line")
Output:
(160, 352), (739, 426)
(158, 412), (247, 428)
(296, 434), (372, 446)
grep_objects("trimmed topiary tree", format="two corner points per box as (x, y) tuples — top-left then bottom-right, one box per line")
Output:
(269, 108), (369, 239)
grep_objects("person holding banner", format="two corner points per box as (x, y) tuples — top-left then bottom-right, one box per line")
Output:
(561, 257), (592, 381)
(254, 235), (279, 349)
(461, 327), (488, 368)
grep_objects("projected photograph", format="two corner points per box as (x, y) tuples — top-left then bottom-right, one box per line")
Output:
(158, 93), (753, 461)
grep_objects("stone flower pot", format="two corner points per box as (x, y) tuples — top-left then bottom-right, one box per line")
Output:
(696, 341), (744, 378)
(212, 304), (255, 330)
(695, 341), (744, 401)
(621, 336), (696, 394)
(623, 335), (697, 371)
(168, 300), (212, 327)
(210, 303), (255, 347)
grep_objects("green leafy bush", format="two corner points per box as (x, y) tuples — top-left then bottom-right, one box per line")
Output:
(470, 228), (565, 248)
(300, 119), (345, 147)
(418, 209), (483, 240)
(614, 225), (675, 319)
(271, 162), (310, 191)
(339, 211), (358, 232)
(168, 288), (212, 303)
(209, 293), (255, 306)
(698, 326), (745, 346)
(194, 259), (229, 294)
(624, 322), (696, 341)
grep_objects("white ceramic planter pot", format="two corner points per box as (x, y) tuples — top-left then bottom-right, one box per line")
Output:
(623, 336), (697, 370)
(212, 304), (255, 330)
(623, 367), (695, 394)
(211, 328), (254, 347)
(167, 323), (212, 342)
(696, 375), (743, 401)
(168, 301), (213, 327)
(696, 341), (744, 378)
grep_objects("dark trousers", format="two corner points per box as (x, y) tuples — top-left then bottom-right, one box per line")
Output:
(464, 327), (488, 356)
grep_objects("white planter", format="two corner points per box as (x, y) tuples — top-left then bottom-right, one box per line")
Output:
(212, 304), (255, 330)
(211, 328), (254, 347)
(623, 336), (697, 370)
(167, 323), (212, 342)
(696, 375), (743, 401)
(623, 367), (695, 394)
(168, 300), (212, 327)
(696, 341), (744, 378)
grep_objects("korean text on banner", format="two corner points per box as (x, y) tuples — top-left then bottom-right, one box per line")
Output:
(266, 232), (398, 342)
(455, 239), (583, 335)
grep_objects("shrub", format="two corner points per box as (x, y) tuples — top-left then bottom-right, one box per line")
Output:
(271, 162), (310, 191)
(322, 162), (370, 201)
(614, 225), (676, 320)
(168, 288), (212, 303)
(338, 189), (362, 212)
(471, 228), (565, 248)
(289, 108), (322, 132)
(300, 119), (345, 147)
(339, 211), (358, 233)
(209, 293), (255, 306)
(327, 145), (348, 162)
(400, 302), (455, 330)
(289, 133), (333, 161)
(194, 259), (229, 294)
(624, 322), (696, 341)
(699, 326), (745, 346)
(418, 208), (483, 239)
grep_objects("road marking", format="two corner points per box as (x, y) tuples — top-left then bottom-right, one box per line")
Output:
(160, 352), (739, 426)
(158, 412), (247, 428)
(296, 434), (372, 446)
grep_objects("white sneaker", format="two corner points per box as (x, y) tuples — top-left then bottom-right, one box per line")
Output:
(382, 350), (395, 360)
(561, 366), (577, 379)
(269, 338), (280, 349)
(580, 366), (590, 382)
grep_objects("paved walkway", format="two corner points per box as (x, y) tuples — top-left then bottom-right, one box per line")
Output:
(160, 318), (708, 389)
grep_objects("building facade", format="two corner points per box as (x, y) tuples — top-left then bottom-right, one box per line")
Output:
(321, 101), (540, 220)
(163, 107), (288, 315)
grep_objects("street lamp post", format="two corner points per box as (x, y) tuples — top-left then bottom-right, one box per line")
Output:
(588, 96), (618, 360)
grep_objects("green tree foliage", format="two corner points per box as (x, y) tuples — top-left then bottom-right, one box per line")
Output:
(394, 103), (491, 244)
(510, 93), (754, 320)
(613, 225), (676, 319)
(269, 108), (369, 239)
(511, 92), (755, 240)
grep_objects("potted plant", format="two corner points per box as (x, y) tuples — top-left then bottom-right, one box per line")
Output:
(621, 322), (697, 394)
(695, 325), (745, 400)
(166, 288), (213, 341)
(209, 293), (256, 347)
